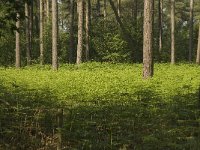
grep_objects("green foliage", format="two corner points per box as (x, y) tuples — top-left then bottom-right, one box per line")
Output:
(58, 30), (70, 63)
(0, 63), (200, 149)
(91, 20), (129, 62)
(0, 0), (25, 36)
(0, 33), (15, 66)
(43, 22), (52, 64)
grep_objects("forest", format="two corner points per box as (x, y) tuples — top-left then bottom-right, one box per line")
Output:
(0, 0), (200, 149)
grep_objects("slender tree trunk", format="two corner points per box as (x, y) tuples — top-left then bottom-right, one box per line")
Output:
(103, 0), (107, 18)
(35, 0), (40, 35)
(69, 0), (75, 63)
(46, 0), (50, 19)
(143, 0), (153, 79)
(152, 0), (155, 58)
(97, 0), (100, 17)
(15, 7), (20, 68)
(85, 0), (91, 61)
(56, 109), (63, 150)
(109, 0), (125, 32)
(189, 0), (194, 62)
(29, 0), (33, 60)
(158, 0), (163, 60)
(40, 0), (44, 65)
(196, 24), (200, 65)
(76, 0), (84, 64)
(170, 0), (175, 64)
(117, 0), (121, 17)
(52, 0), (58, 70)
(25, 1), (31, 65)
(133, 0), (138, 61)
(43, 0), (46, 21)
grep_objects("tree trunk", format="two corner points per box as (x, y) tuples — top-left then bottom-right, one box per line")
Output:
(152, 0), (155, 59)
(76, 0), (84, 64)
(97, 0), (100, 17)
(170, 0), (175, 64)
(52, 0), (58, 70)
(103, 0), (107, 18)
(189, 0), (194, 62)
(69, 0), (75, 63)
(85, 0), (91, 61)
(117, 0), (121, 17)
(35, 0), (40, 35)
(132, 0), (138, 61)
(56, 109), (63, 150)
(29, 0), (33, 61)
(15, 7), (20, 68)
(46, 0), (50, 19)
(143, 0), (153, 79)
(196, 24), (200, 65)
(25, 1), (31, 65)
(43, 0), (46, 21)
(40, 0), (44, 65)
(158, 0), (163, 60)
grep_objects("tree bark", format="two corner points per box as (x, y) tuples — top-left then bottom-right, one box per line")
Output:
(29, 0), (33, 61)
(170, 0), (175, 64)
(15, 7), (20, 68)
(152, 0), (155, 59)
(132, 0), (138, 61)
(196, 24), (200, 65)
(85, 0), (91, 61)
(69, 0), (75, 63)
(46, 0), (50, 19)
(52, 0), (58, 70)
(117, 0), (121, 17)
(76, 0), (84, 64)
(56, 109), (63, 150)
(189, 0), (194, 62)
(103, 0), (107, 18)
(25, 1), (31, 65)
(40, 0), (44, 65)
(35, 0), (40, 35)
(96, 0), (100, 17)
(143, 0), (153, 79)
(158, 0), (163, 60)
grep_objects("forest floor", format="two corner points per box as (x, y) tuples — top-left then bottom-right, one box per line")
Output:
(0, 63), (200, 149)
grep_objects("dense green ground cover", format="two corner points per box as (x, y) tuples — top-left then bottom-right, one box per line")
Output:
(0, 63), (200, 149)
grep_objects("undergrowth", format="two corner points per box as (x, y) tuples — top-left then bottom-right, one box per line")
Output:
(0, 63), (200, 149)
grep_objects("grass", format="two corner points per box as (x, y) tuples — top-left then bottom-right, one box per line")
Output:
(0, 62), (200, 149)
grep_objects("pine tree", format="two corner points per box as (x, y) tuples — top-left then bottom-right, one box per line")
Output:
(15, 0), (20, 68)
(25, 1), (31, 65)
(69, 0), (75, 63)
(196, 24), (200, 64)
(76, 0), (84, 64)
(158, 0), (163, 61)
(143, 0), (154, 78)
(85, 0), (91, 61)
(189, 0), (194, 62)
(171, 0), (175, 64)
(40, 0), (44, 65)
(52, 0), (58, 70)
